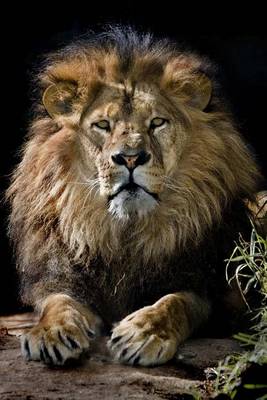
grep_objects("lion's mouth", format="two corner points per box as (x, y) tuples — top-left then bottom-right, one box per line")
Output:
(108, 181), (159, 202)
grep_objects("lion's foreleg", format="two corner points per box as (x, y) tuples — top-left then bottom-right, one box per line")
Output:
(108, 292), (210, 366)
(21, 293), (102, 365)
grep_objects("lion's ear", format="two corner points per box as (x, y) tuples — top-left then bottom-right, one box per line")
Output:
(42, 82), (78, 118)
(181, 74), (212, 110)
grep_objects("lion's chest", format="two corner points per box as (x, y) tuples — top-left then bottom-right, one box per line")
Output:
(83, 252), (212, 326)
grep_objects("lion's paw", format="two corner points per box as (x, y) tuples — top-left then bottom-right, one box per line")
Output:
(108, 305), (178, 366)
(21, 298), (97, 366)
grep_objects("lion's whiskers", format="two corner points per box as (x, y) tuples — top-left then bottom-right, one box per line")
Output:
(68, 178), (100, 210)
(163, 176), (196, 199)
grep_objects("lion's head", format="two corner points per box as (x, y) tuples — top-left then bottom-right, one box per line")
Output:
(41, 33), (215, 221)
(8, 27), (261, 267)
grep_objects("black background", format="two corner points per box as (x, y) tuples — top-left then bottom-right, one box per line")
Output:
(1, 2), (266, 314)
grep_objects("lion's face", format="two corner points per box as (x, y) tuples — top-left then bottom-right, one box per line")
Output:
(41, 53), (213, 222)
(78, 83), (186, 219)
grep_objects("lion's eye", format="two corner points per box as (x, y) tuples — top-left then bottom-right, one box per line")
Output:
(150, 118), (168, 129)
(93, 120), (110, 131)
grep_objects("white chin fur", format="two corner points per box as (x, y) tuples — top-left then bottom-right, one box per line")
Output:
(108, 188), (157, 220)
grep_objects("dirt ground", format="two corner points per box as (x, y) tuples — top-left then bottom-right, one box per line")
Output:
(0, 313), (243, 400)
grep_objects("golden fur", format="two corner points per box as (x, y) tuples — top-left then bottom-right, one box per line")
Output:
(7, 27), (262, 366)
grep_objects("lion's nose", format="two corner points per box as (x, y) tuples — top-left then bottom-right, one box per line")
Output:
(111, 150), (151, 170)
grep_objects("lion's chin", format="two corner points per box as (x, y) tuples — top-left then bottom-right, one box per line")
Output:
(108, 188), (158, 220)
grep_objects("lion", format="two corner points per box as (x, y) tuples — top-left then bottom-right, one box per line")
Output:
(7, 27), (263, 367)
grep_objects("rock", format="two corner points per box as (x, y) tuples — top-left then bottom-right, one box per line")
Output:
(0, 313), (244, 399)
(0, 335), (203, 400)
(175, 338), (243, 370)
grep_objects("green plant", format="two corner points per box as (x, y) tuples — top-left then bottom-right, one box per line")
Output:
(210, 225), (267, 399)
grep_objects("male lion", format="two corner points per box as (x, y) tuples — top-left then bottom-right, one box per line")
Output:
(7, 27), (263, 366)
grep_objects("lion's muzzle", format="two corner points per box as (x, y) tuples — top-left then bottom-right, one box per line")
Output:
(111, 150), (151, 170)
